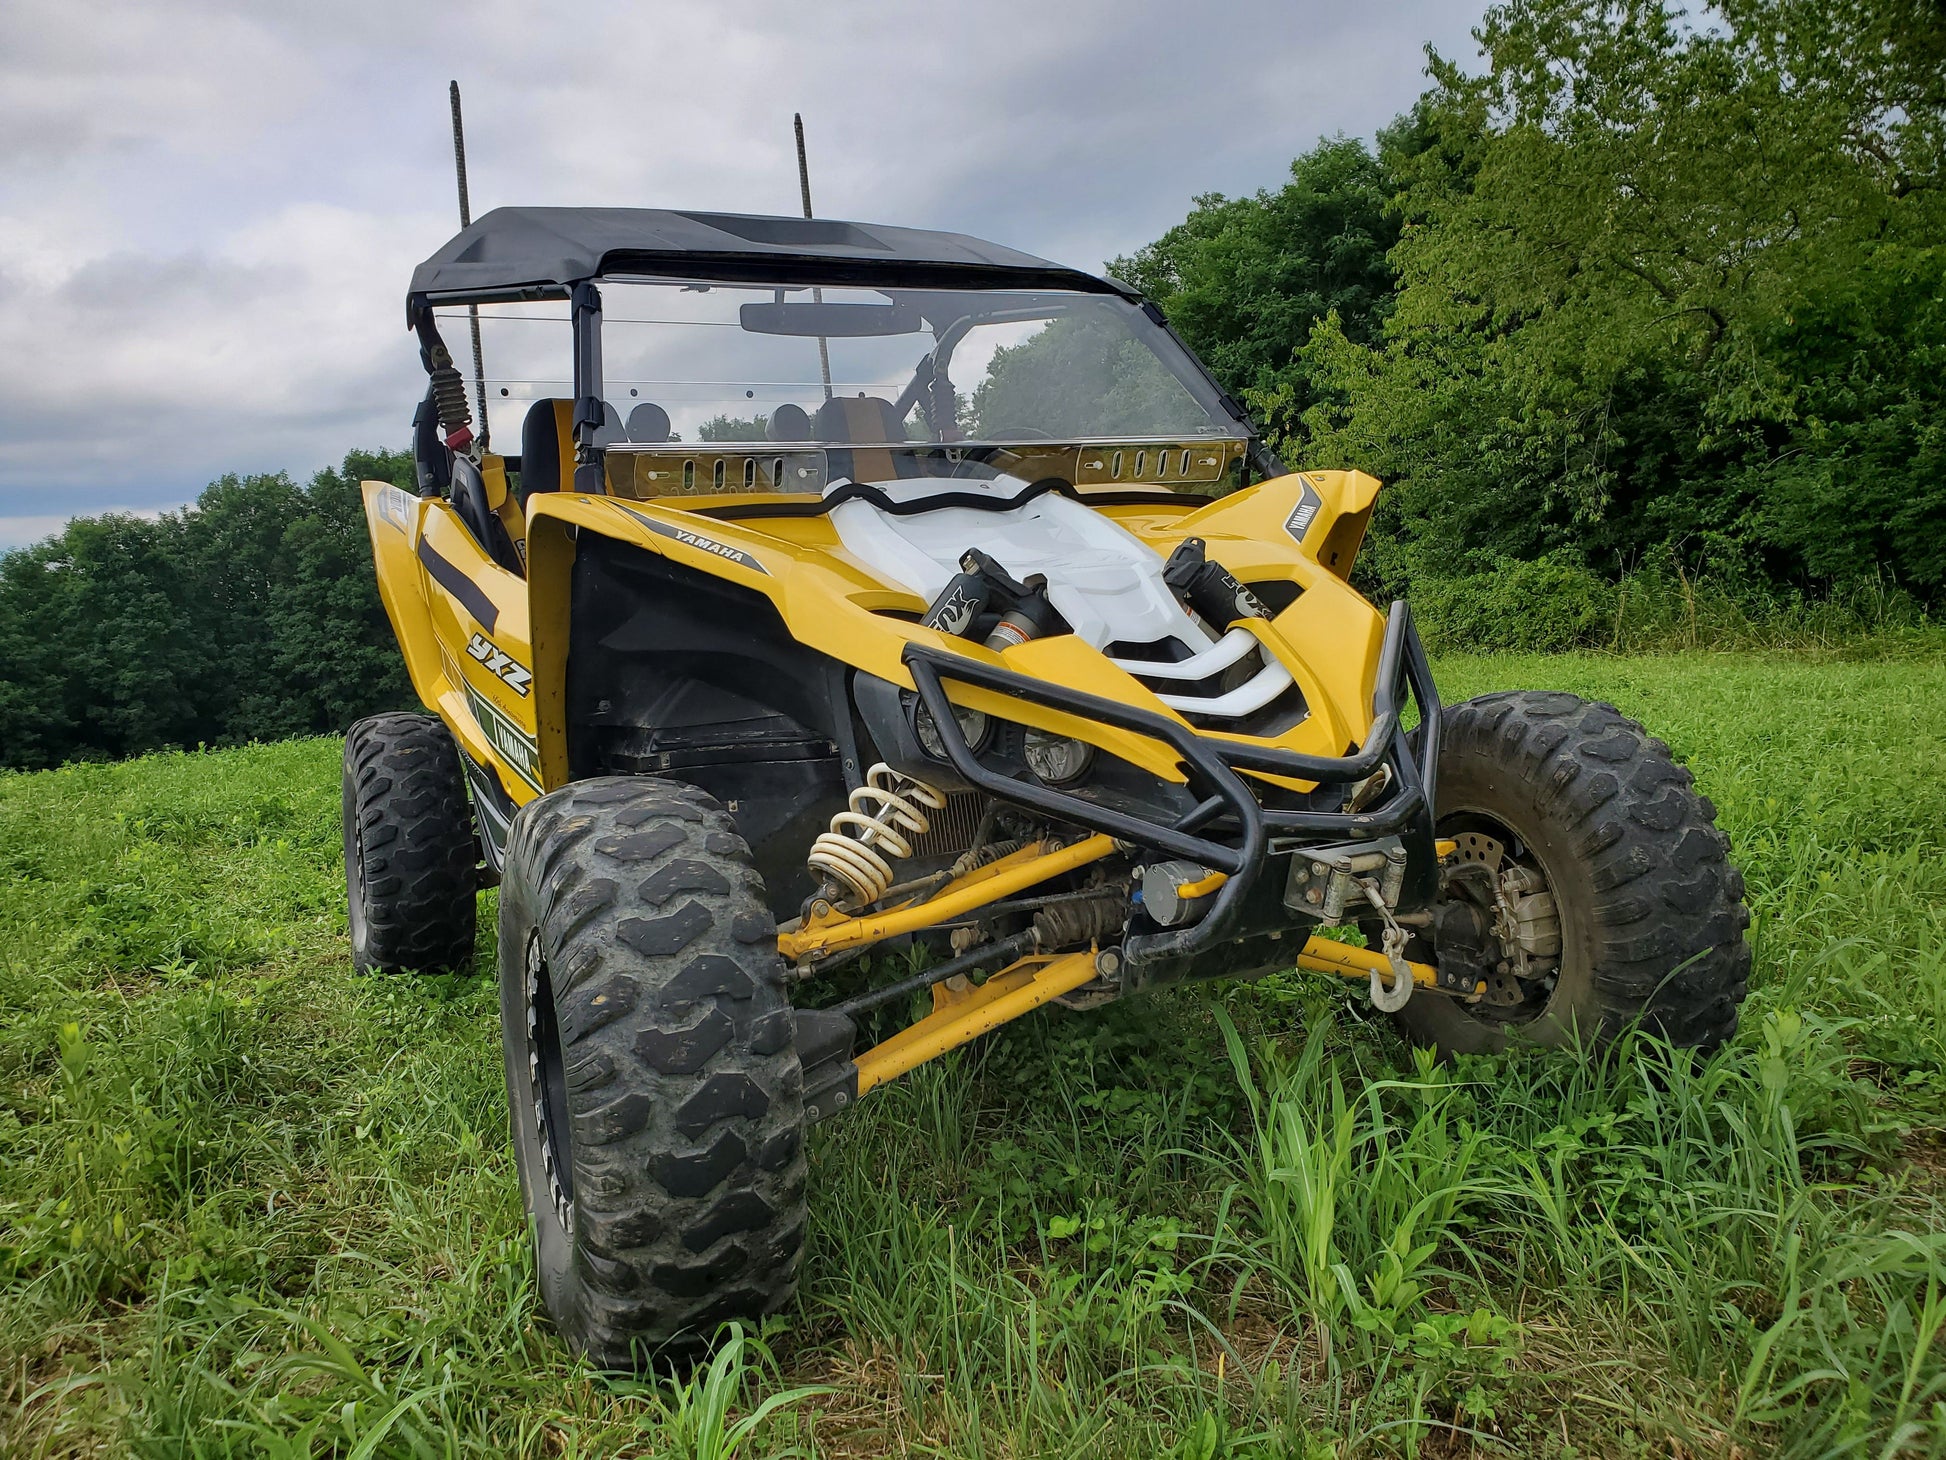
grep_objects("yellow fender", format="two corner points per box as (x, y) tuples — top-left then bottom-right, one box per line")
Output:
(520, 483), (1388, 799)
(360, 479), (539, 803)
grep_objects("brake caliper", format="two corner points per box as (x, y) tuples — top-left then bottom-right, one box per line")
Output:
(1439, 834), (1560, 1005)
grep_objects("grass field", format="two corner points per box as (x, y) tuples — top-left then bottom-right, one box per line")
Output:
(4, 650), (1945, 1457)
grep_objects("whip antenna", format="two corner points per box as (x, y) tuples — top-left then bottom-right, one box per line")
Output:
(450, 81), (489, 447)
(794, 113), (833, 400)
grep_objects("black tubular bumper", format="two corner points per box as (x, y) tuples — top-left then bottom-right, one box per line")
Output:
(901, 600), (1442, 966)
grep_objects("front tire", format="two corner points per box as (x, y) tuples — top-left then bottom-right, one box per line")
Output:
(498, 776), (807, 1367)
(342, 712), (479, 974)
(1396, 691), (1750, 1056)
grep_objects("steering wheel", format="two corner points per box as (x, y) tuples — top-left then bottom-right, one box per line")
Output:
(945, 426), (1057, 480)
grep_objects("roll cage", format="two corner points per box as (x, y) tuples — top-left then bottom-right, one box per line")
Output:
(405, 206), (1283, 493)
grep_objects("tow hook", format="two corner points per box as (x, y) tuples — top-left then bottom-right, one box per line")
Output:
(1360, 882), (1415, 1012)
(1279, 838), (1415, 1009)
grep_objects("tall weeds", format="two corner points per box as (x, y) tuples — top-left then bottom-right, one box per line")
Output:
(1408, 552), (1939, 655)
(5, 650), (1946, 1454)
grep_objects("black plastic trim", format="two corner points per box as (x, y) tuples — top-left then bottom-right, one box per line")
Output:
(416, 536), (500, 631)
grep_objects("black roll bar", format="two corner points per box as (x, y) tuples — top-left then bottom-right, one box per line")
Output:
(900, 601), (1441, 961)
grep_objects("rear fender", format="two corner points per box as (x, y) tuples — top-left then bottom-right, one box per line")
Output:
(360, 479), (538, 802)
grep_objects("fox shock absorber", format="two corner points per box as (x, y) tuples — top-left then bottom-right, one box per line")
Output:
(424, 341), (477, 455)
(1163, 537), (1268, 627)
(921, 548), (1062, 650)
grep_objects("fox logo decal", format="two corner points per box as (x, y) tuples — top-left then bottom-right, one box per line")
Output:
(465, 633), (533, 696)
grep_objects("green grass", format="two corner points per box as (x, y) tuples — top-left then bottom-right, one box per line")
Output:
(4, 649), (1945, 1456)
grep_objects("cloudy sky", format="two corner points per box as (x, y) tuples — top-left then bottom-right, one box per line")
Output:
(0, 0), (1485, 549)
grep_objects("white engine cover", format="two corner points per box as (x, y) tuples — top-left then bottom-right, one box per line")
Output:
(830, 474), (1209, 652)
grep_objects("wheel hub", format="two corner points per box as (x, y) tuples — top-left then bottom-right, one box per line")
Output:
(525, 931), (574, 1233)
(1435, 822), (1562, 1016)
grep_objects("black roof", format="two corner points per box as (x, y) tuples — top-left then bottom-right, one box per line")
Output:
(408, 206), (1129, 317)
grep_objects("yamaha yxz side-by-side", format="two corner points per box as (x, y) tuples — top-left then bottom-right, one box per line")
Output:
(347, 207), (1750, 1365)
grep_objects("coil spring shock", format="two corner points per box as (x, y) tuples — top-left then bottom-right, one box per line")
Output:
(808, 763), (948, 905)
(430, 363), (473, 437)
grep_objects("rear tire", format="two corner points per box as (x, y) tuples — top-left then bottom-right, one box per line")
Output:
(342, 712), (479, 974)
(1396, 691), (1750, 1056)
(498, 776), (807, 1368)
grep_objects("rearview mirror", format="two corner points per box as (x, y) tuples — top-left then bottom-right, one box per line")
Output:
(739, 301), (923, 337)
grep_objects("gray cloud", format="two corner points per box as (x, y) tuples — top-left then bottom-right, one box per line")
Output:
(0, 0), (1484, 548)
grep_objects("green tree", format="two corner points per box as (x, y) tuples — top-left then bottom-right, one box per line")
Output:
(0, 448), (416, 769)
(1111, 135), (1404, 445)
(699, 414), (771, 441)
(265, 449), (416, 732)
(0, 513), (208, 767)
(1301, 0), (1946, 592)
(964, 313), (1209, 440)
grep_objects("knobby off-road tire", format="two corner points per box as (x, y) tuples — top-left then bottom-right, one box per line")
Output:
(342, 712), (479, 975)
(1397, 691), (1750, 1056)
(498, 776), (807, 1368)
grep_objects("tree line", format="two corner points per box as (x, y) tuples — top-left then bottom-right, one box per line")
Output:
(1, 0), (1939, 770)
(1119, 0), (1946, 601)
(0, 453), (414, 770)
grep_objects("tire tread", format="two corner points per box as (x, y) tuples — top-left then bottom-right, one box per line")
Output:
(1420, 691), (1750, 1050)
(343, 712), (478, 974)
(499, 777), (805, 1367)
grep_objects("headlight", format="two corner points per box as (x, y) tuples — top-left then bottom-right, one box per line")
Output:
(914, 702), (990, 759)
(1025, 730), (1095, 785)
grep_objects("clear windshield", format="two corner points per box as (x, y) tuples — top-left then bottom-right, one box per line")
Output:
(446, 280), (1244, 493)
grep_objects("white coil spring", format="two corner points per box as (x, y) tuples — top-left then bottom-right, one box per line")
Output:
(807, 763), (948, 904)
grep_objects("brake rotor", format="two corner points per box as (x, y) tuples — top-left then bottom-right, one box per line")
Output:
(1444, 830), (1549, 1007)
(1451, 831), (1506, 874)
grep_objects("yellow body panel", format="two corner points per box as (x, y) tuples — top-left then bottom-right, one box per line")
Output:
(364, 465), (1412, 1099)
(371, 474), (1393, 805)
(481, 453), (529, 568)
(359, 480), (540, 804)
(369, 469), (1390, 807)
(506, 473), (1388, 794)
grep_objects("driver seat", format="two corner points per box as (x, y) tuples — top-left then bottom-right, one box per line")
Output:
(518, 398), (625, 500)
(815, 396), (914, 484)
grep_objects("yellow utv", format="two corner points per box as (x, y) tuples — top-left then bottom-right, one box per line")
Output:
(347, 207), (1751, 1365)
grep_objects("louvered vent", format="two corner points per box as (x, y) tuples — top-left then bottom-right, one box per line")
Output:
(1107, 628), (1307, 736)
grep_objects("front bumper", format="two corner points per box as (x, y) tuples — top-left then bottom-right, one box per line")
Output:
(903, 600), (1442, 983)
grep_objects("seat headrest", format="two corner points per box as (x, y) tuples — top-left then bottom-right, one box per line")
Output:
(595, 402), (624, 447)
(519, 397), (569, 497)
(627, 402), (671, 442)
(814, 395), (905, 444)
(768, 403), (811, 442)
